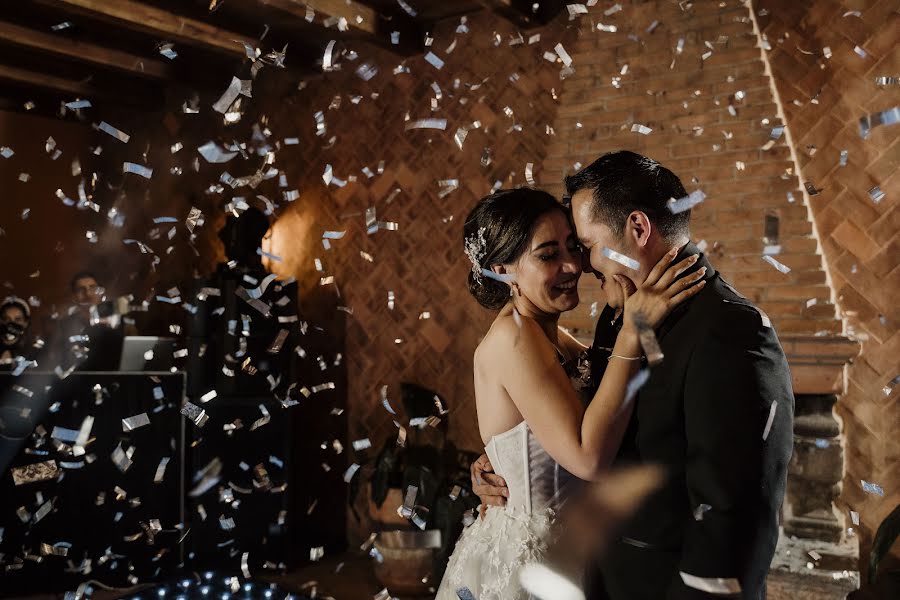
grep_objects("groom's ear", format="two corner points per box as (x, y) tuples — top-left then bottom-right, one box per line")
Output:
(625, 210), (653, 248)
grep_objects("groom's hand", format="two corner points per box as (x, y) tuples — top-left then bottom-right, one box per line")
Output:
(470, 453), (508, 518)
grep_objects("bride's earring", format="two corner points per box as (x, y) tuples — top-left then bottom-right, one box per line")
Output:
(511, 282), (522, 298)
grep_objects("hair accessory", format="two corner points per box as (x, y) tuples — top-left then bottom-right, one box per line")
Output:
(464, 226), (487, 284)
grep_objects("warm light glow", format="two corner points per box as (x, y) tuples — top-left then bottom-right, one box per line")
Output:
(260, 207), (316, 281)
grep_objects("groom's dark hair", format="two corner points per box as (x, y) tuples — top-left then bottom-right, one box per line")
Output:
(564, 150), (691, 242)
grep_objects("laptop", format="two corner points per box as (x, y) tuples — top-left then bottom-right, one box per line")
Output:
(118, 336), (176, 371)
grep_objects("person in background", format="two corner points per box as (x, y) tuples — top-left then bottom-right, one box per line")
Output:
(55, 270), (128, 370)
(0, 296), (32, 364)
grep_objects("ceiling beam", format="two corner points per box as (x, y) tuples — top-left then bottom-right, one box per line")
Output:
(0, 63), (98, 97)
(33, 0), (258, 57)
(0, 20), (172, 80)
(260, 0), (423, 54)
(476, 0), (566, 28)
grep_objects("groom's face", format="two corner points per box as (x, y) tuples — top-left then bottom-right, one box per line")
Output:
(571, 189), (649, 310)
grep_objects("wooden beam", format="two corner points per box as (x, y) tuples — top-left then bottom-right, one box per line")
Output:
(263, 0), (379, 34)
(259, 0), (422, 54)
(33, 0), (258, 57)
(0, 63), (97, 97)
(0, 20), (172, 80)
(476, 0), (566, 27)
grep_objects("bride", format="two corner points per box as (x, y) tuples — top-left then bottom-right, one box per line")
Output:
(435, 188), (704, 599)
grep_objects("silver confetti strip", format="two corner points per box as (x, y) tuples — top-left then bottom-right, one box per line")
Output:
(111, 443), (133, 473)
(667, 190), (705, 214)
(859, 107), (899, 138)
(868, 186), (885, 203)
(122, 412), (150, 432)
(180, 401), (209, 428)
(405, 118), (447, 130)
(860, 480), (884, 496)
(212, 76), (242, 113)
(693, 503), (712, 521)
(883, 374), (900, 396)
(123, 162), (153, 178)
(424, 51), (444, 70)
(762, 401), (778, 440)
(633, 313), (664, 365)
(154, 457), (171, 483)
(631, 123), (652, 135)
(762, 255), (791, 274)
(343, 463), (361, 483)
(98, 121), (130, 143)
(554, 43), (573, 67)
(601, 247), (640, 270)
(679, 573), (741, 595)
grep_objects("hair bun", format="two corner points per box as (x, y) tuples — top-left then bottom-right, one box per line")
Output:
(468, 271), (510, 310)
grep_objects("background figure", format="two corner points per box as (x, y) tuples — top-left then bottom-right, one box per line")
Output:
(0, 296), (32, 365)
(54, 270), (128, 371)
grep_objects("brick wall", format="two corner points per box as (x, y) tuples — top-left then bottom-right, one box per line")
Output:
(756, 0), (900, 577)
(261, 12), (575, 457)
(543, 0), (897, 579)
(545, 1), (839, 339)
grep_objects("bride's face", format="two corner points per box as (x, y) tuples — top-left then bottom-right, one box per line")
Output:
(509, 211), (582, 315)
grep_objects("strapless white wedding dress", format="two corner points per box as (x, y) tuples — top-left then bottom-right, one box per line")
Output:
(436, 352), (593, 600)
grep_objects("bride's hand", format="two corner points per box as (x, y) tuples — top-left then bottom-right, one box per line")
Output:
(615, 249), (707, 332)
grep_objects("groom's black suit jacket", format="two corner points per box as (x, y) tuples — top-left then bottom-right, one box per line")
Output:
(585, 243), (794, 600)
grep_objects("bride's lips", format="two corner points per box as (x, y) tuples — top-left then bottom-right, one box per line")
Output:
(552, 277), (579, 295)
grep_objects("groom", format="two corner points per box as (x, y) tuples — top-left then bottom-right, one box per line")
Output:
(471, 151), (794, 599)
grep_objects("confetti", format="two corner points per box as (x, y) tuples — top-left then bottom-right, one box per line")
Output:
(181, 401), (209, 428)
(98, 121), (130, 143)
(762, 401), (778, 440)
(154, 457), (171, 483)
(65, 99), (91, 110)
(111, 443), (133, 473)
(122, 412), (150, 431)
(868, 186), (885, 204)
(693, 503), (712, 521)
(859, 107), (899, 138)
(343, 463), (360, 482)
(839, 150), (848, 166)
(667, 190), (705, 214)
(396, 0), (417, 17)
(762, 255), (791, 274)
(213, 76), (242, 113)
(123, 162), (153, 178)
(11, 460), (59, 486)
(861, 480), (884, 496)
(633, 314), (664, 365)
(198, 141), (238, 163)
(525, 162), (535, 184)
(554, 43), (573, 67)
(883, 374), (900, 396)
(424, 51), (444, 70)
(850, 510), (860, 525)
(456, 587), (477, 600)
(679, 573), (741, 595)
(624, 368), (650, 407)
(853, 45), (867, 59)
(601, 247), (640, 270)
(405, 118), (447, 130)
(631, 123), (652, 135)
(875, 76), (900, 86)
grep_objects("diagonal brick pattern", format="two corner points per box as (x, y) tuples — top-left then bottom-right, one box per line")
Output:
(262, 13), (576, 462)
(756, 0), (900, 577)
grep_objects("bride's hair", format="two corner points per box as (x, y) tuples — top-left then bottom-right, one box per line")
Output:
(463, 188), (567, 310)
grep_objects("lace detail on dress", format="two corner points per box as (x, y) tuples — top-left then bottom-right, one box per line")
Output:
(435, 350), (593, 600)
